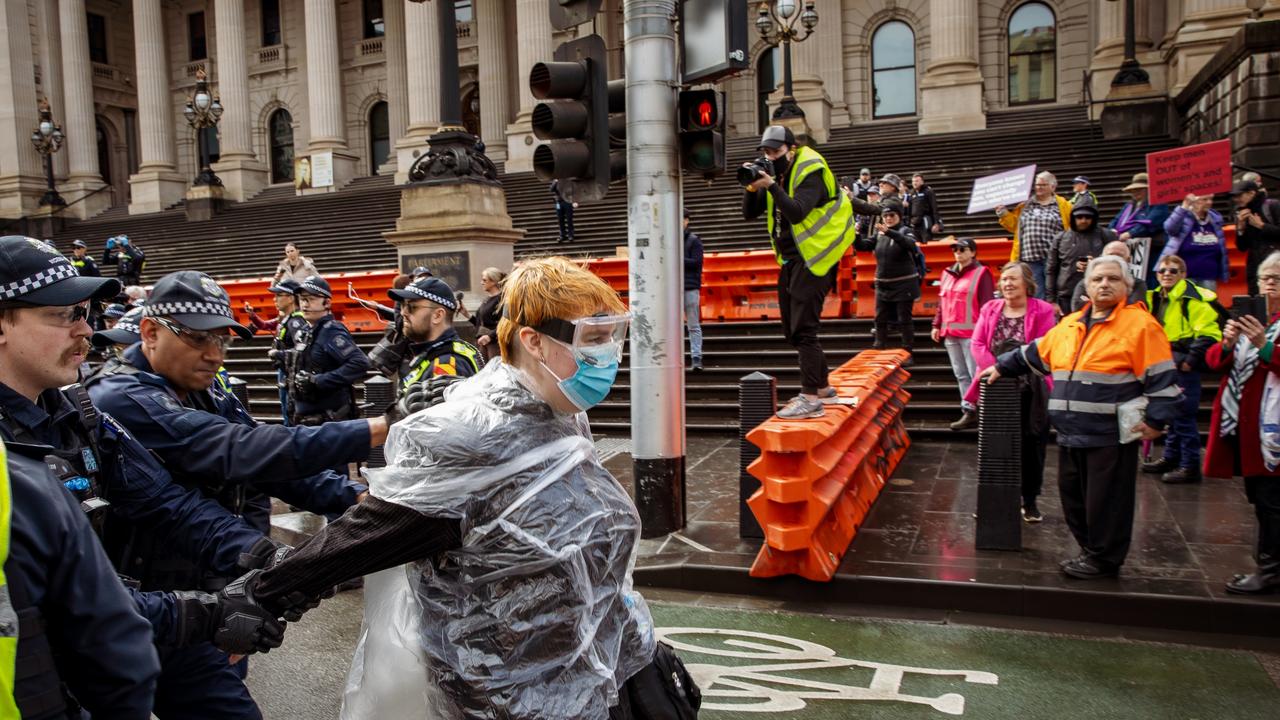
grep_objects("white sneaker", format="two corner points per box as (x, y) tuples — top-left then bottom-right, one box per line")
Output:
(778, 395), (825, 419)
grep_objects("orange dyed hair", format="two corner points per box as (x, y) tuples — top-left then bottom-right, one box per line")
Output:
(497, 256), (625, 363)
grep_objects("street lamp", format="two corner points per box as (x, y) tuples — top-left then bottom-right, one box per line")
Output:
(754, 0), (819, 119)
(30, 98), (66, 207)
(405, 0), (497, 186)
(183, 67), (224, 186)
(1110, 0), (1149, 87)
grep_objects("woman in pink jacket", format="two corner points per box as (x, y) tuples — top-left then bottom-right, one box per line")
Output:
(966, 262), (1058, 522)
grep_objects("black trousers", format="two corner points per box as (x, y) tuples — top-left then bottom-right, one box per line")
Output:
(1021, 431), (1046, 504)
(1057, 443), (1139, 566)
(1244, 477), (1280, 569)
(777, 259), (835, 394)
(874, 298), (915, 350)
(556, 202), (575, 240)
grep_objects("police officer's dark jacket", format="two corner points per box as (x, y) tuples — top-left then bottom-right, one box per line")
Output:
(87, 344), (368, 532)
(273, 310), (309, 371)
(399, 327), (483, 394)
(293, 314), (371, 416)
(4, 441), (160, 719)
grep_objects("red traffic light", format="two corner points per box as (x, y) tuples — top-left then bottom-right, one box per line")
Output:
(690, 99), (716, 130)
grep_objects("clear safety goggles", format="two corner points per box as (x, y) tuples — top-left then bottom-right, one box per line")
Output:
(533, 312), (632, 366)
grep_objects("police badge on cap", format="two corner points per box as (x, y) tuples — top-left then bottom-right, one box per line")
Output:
(143, 270), (252, 338)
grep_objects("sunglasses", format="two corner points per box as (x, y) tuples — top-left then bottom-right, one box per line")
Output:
(950, 246), (973, 253)
(152, 316), (235, 351)
(1156, 268), (1182, 275)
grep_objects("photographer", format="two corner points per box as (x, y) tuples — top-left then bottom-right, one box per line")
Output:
(742, 126), (862, 419)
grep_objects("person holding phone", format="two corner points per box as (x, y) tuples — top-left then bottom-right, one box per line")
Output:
(1203, 252), (1280, 594)
(1161, 193), (1228, 290)
(1232, 180), (1280, 295)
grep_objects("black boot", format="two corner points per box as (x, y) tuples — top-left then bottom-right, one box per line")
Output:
(1161, 466), (1202, 484)
(1141, 457), (1177, 474)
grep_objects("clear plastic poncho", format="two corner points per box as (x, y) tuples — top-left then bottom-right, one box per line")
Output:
(341, 360), (656, 720)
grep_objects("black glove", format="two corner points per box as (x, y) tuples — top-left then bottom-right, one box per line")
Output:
(393, 375), (463, 422)
(236, 536), (288, 572)
(173, 573), (285, 654)
(292, 370), (319, 402)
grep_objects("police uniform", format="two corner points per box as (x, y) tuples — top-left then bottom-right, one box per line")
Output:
(387, 278), (483, 417)
(266, 279), (309, 425)
(0, 237), (285, 719)
(290, 276), (371, 425)
(102, 235), (145, 286)
(69, 240), (100, 277)
(3, 441), (160, 719)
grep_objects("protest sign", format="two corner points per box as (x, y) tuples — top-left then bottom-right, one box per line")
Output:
(967, 165), (1037, 214)
(1146, 139), (1232, 204)
(1126, 237), (1151, 282)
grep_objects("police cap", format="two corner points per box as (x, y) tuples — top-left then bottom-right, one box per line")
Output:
(143, 270), (252, 338)
(0, 235), (120, 305)
(297, 275), (332, 299)
(388, 276), (458, 311)
(268, 278), (301, 295)
(94, 305), (144, 347)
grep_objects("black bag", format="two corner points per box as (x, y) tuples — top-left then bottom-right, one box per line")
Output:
(609, 642), (702, 720)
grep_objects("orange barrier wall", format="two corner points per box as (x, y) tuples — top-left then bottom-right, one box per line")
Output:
(223, 270), (399, 334)
(744, 349), (912, 582)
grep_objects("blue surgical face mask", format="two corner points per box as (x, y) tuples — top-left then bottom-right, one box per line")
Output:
(540, 338), (621, 411)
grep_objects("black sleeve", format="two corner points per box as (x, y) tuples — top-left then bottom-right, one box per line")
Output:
(768, 172), (827, 224)
(885, 226), (917, 250)
(253, 496), (462, 612)
(743, 188), (766, 220)
(853, 233), (878, 253)
(928, 189), (941, 225)
(849, 196), (882, 217)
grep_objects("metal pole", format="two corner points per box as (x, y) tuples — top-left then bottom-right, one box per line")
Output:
(624, 0), (686, 538)
(436, 0), (462, 128)
(1122, 0), (1136, 64)
(782, 37), (793, 100)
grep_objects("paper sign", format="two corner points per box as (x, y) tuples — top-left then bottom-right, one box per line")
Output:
(311, 151), (335, 188)
(967, 165), (1037, 214)
(1126, 237), (1151, 282)
(1146, 139), (1232, 204)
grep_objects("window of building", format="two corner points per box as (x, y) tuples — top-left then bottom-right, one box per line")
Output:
(871, 21), (915, 118)
(188, 12), (208, 61)
(87, 13), (108, 64)
(368, 102), (390, 174)
(363, 0), (385, 38)
(269, 109), (295, 184)
(261, 0), (282, 46)
(1008, 3), (1056, 104)
(756, 46), (780, 133)
(455, 0), (473, 23)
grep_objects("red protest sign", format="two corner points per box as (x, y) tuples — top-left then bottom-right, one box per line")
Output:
(1146, 139), (1233, 204)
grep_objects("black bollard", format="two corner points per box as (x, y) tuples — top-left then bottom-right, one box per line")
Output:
(227, 376), (250, 410)
(363, 375), (395, 468)
(738, 372), (777, 539)
(976, 379), (1023, 550)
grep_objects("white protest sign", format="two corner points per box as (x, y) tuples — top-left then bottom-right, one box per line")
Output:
(966, 165), (1037, 214)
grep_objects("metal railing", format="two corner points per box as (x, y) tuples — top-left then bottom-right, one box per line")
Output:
(0, 183), (113, 236)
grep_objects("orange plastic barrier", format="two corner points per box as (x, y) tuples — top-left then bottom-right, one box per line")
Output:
(744, 349), (912, 582)
(223, 270), (399, 334)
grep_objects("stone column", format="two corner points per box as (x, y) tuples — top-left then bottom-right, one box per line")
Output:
(505, 0), (554, 172)
(1169, 0), (1253, 92)
(476, 0), (510, 161)
(34, 0), (68, 181)
(381, 0), (409, 174)
(58, 0), (110, 218)
(395, 0), (441, 182)
(211, 0), (268, 201)
(781, 0), (844, 142)
(0, 0), (45, 217)
(127, 0), (187, 214)
(918, 0), (985, 134)
(303, 0), (358, 192)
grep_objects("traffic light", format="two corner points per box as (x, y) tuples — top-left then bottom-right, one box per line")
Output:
(530, 35), (612, 202)
(548, 0), (603, 30)
(678, 89), (725, 178)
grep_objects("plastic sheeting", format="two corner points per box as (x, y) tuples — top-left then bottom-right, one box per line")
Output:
(342, 360), (656, 720)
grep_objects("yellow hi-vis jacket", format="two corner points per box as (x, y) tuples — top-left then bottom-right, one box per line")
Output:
(765, 145), (856, 276)
(0, 444), (20, 720)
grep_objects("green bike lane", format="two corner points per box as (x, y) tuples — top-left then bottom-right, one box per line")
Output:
(648, 602), (1280, 720)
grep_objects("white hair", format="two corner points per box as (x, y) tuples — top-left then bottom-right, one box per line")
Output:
(1259, 251), (1280, 279)
(124, 285), (147, 301)
(1085, 255), (1134, 291)
(1035, 171), (1058, 189)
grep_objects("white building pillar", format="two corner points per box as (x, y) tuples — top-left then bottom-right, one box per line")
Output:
(505, 0), (554, 172)
(476, 0), (510, 161)
(381, 0), (409, 174)
(0, 0), (45, 217)
(34, 0), (68, 182)
(58, 0), (110, 217)
(128, 0), (188, 214)
(212, 0), (268, 201)
(303, 0), (358, 191)
(918, 0), (986, 134)
(395, 0), (441, 182)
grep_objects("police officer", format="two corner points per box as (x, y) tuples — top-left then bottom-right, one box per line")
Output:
(85, 271), (383, 718)
(290, 275), (371, 426)
(69, 239), (100, 276)
(388, 277), (483, 419)
(103, 235), (146, 286)
(255, 279), (309, 424)
(0, 237), (288, 717)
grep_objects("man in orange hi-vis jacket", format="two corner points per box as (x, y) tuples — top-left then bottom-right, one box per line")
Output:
(980, 254), (1182, 580)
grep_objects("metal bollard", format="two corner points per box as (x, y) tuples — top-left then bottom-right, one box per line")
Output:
(227, 376), (250, 410)
(738, 372), (777, 539)
(363, 376), (395, 468)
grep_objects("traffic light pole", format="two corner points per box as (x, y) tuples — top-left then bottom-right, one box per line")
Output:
(624, 0), (686, 538)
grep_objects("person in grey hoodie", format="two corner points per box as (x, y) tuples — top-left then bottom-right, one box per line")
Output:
(1045, 198), (1117, 315)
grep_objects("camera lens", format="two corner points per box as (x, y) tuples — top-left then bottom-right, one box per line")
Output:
(736, 165), (759, 186)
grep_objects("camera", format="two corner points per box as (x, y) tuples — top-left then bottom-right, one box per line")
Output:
(737, 157), (776, 187)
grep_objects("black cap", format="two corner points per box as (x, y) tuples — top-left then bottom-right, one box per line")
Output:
(758, 125), (796, 150)
(143, 270), (252, 338)
(297, 275), (332, 298)
(950, 237), (978, 252)
(268, 278), (301, 295)
(388, 277), (459, 311)
(0, 235), (120, 305)
(410, 266), (433, 278)
(72, 239), (87, 248)
(879, 198), (905, 216)
(93, 306), (144, 347)
(1232, 180), (1260, 195)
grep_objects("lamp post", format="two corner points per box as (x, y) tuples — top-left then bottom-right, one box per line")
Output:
(1110, 0), (1149, 87)
(183, 67), (224, 186)
(30, 98), (66, 207)
(754, 0), (819, 120)
(405, 0), (497, 186)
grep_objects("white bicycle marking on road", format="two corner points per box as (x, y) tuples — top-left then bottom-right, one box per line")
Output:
(656, 627), (999, 716)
